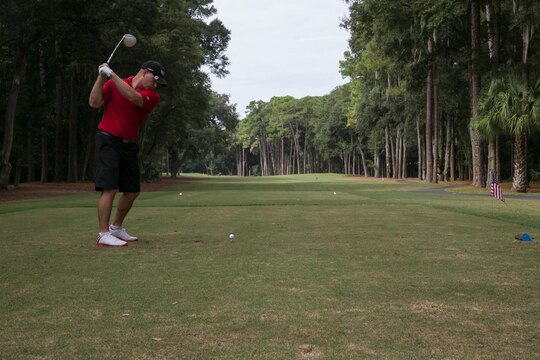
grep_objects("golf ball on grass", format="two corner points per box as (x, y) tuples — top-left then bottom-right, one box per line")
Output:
(229, 233), (235, 240)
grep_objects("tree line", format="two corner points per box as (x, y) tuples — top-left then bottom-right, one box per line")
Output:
(0, 0), (237, 189)
(232, 0), (540, 192)
(2, 1), (539, 192)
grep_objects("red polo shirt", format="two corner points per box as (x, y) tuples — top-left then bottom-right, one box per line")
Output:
(97, 76), (160, 140)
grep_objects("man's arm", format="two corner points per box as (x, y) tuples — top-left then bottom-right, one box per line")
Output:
(109, 73), (143, 107)
(89, 75), (107, 109)
(90, 64), (144, 108)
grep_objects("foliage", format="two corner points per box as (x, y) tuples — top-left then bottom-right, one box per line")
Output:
(0, 0), (232, 184)
(337, 0), (540, 183)
(3, 0), (540, 184)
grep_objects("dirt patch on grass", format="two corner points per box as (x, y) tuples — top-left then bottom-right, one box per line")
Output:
(298, 344), (323, 358)
(347, 343), (377, 356)
(411, 300), (450, 319)
(412, 300), (446, 311)
(0, 177), (191, 202)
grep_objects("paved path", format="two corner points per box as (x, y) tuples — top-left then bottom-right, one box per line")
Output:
(408, 183), (540, 200)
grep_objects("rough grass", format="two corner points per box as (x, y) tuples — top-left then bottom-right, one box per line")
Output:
(1, 174), (539, 359)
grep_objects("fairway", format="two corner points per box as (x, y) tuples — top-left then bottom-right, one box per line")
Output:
(1, 174), (539, 359)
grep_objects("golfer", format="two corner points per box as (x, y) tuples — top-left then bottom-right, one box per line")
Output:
(89, 61), (167, 247)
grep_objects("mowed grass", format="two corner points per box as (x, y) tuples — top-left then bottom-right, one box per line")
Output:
(1, 174), (539, 359)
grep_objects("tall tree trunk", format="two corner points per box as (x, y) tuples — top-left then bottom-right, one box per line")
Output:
(239, 146), (246, 176)
(515, 2), (531, 189)
(40, 124), (48, 182)
(281, 137), (285, 175)
(67, 69), (79, 182)
(241, 146), (246, 176)
(260, 136), (266, 176)
(388, 127), (397, 178)
(27, 134), (35, 182)
(425, 36), (434, 183)
(495, 135), (500, 180)
(310, 149), (314, 173)
(385, 125), (390, 178)
(457, 155), (462, 181)
(14, 161), (22, 188)
(402, 134), (407, 179)
(485, 2), (499, 79)
(374, 142), (379, 178)
(269, 140), (276, 175)
(486, 1), (500, 187)
(267, 138), (272, 175)
(54, 39), (64, 182)
(289, 137), (294, 175)
(487, 138), (496, 183)
(443, 117), (451, 181)
(416, 115), (422, 179)
(470, 0), (484, 187)
(396, 126), (402, 179)
(304, 124), (309, 174)
(450, 125), (455, 181)
(521, 24), (531, 85)
(433, 81), (439, 183)
(263, 137), (268, 176)
(293, 124), (301, 174)
(359, 143), (367, 176)
(236, 147), (240, 176)
(54, 74), (64, 182)
(486, 135), (496, 186)
(350, 134), (355, 175)
(0, 47), (28, 189)
(39, 43), (48, 183)
(512, 132), (528, 192)
(169, 148), (179, 179)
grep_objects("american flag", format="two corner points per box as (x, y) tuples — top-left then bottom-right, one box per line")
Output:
(490, 174), (505, 202)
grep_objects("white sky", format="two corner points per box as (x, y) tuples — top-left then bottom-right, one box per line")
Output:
(209, 0), (350, 117)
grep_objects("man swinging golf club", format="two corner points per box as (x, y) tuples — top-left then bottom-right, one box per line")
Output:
(89, 60), (166, 246)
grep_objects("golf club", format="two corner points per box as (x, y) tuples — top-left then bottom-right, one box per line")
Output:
(107, 34), (137, 64)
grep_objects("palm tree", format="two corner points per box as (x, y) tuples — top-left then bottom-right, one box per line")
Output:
(474, 77), (540, 192)
(473, 79), (506, 178)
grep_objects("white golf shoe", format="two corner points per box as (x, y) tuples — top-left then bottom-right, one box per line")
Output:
(109, 225), (138, 242)
(96, 232), (127, 247)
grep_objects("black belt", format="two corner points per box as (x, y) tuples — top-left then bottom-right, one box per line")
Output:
(97, 130), (137, 144)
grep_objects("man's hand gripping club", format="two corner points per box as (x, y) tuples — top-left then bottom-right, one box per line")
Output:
(99, 63), (113, 78)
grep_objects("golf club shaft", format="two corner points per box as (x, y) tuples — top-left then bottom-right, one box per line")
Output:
(107, 36), (125, 64)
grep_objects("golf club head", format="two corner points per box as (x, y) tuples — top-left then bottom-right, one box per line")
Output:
(123, 34), (137, 47)
(107, 34), (137, 64)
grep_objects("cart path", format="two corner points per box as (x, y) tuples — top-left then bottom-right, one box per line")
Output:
(408, 183), (540, 200)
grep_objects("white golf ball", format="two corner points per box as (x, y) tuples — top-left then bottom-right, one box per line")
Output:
(333, 192), (337, 195)
(229, 233), (235, 239)
(179, 193), (183, 196)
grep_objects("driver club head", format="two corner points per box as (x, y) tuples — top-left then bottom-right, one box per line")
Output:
(107, 34), (137, 64)
(122, 34), (137, 47)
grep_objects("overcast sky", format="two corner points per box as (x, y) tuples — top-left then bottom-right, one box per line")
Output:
(209, 0), (351, 117)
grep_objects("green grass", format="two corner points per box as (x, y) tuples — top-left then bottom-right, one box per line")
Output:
(1, 174), (539, 359)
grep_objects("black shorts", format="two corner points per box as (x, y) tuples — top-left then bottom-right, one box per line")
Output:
(95, 132), (140, 192)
